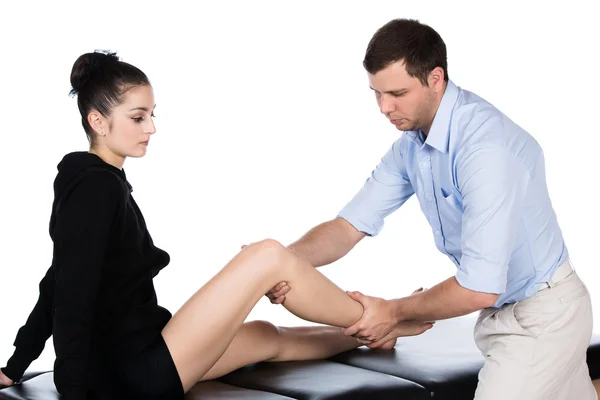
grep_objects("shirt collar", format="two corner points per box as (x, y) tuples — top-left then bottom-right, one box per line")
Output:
(421, 79), (460, 153)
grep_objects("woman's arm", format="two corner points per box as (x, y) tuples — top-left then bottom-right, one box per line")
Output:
(1, 266), (55, 383)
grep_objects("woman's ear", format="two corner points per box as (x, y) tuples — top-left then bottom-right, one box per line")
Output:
(88, 111), (106, 136)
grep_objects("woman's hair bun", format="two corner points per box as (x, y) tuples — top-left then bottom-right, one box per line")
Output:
(69, 49), (119, 96)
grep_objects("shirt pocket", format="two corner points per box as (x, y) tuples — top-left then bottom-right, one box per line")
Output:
(440, 187), (463, 213)
(437, 188), (463, 237)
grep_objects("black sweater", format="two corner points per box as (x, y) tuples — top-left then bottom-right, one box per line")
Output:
(1, 152), (172, 399)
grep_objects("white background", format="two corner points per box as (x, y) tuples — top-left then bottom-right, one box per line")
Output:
(1, 1), (598, 372)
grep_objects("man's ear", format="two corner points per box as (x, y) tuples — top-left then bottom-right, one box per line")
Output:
(428, 66), (445, 92)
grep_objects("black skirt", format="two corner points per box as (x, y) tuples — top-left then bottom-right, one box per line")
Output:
(112, 333), (184, 399)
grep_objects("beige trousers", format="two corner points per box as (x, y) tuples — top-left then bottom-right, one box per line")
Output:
(473, 264), (596, 399)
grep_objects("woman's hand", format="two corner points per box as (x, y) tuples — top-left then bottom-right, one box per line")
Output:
(0, 369), (14, 388)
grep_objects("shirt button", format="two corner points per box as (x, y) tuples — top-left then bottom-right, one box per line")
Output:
(427, 196), (434, 201)
(435, 230), (442, 235)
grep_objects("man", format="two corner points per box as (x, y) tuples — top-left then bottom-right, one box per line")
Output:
(266, 19), (596, 399)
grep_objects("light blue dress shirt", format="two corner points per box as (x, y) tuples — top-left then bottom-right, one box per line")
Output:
(338, 80), (568, 307)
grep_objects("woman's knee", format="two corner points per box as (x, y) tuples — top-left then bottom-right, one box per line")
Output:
(245, 320), (281, 359)
(244, 238), (286, 253)
(241, 239), (295, 275)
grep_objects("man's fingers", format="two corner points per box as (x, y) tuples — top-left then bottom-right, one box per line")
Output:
(367, 341), (383, 349)
(268, 286), (290, 299)
(344, 323), (361, 337)
(370, 336), (389, 348)
(346, 290), (363, 298)
(267, 283), (289, 297)
(265, 283), (288, 304)
(267, 282), (287, 295)
(367, 331), (397, 348)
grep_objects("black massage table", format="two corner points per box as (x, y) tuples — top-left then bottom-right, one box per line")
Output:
(2, 315), (599, 399)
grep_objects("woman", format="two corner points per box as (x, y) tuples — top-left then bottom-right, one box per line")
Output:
(0, 51), (432, 399)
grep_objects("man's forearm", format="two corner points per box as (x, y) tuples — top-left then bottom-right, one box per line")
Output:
(391, 277), (499, 322)
(288, 217), (365, 267)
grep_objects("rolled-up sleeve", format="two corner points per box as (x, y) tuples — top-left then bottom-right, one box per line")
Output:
(338, 139), (415, 236)
(456, 145), (531, 294)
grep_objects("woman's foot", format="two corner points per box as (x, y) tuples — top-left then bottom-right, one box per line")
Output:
(395, 320), (434, 337)
(366, 320), (434, 349)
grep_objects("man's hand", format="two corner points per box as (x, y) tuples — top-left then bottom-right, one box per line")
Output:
(0, 369), (14, 388)
(265, 281), (290, 304)
(344, 289), (435, 347)
(343, 291), (399, 343)
(241, 244), (290, 304)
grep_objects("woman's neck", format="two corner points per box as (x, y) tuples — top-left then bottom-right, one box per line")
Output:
(89, 147), (125, 170)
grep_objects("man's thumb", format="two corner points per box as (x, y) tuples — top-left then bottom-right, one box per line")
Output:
(346, 290), (363, 301)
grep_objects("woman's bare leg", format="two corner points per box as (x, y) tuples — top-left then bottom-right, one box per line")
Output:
(162, 239), (430, 392)
(593, 379), (600, 399)
(162, 239), (364, 392)
(198, 321), (361, 381)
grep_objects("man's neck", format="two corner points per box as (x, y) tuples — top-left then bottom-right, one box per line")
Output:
(422, 81), (448, 137)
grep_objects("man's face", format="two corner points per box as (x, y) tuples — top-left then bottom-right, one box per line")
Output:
(368, 61), (438, 133)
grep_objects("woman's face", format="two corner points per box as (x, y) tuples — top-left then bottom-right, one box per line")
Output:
(90, 84), (156, 164)
(104, 84), (156, 158)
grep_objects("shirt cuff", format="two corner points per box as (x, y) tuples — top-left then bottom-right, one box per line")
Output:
(456, 255), (508, 294)
(337, 206), (383, 237)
